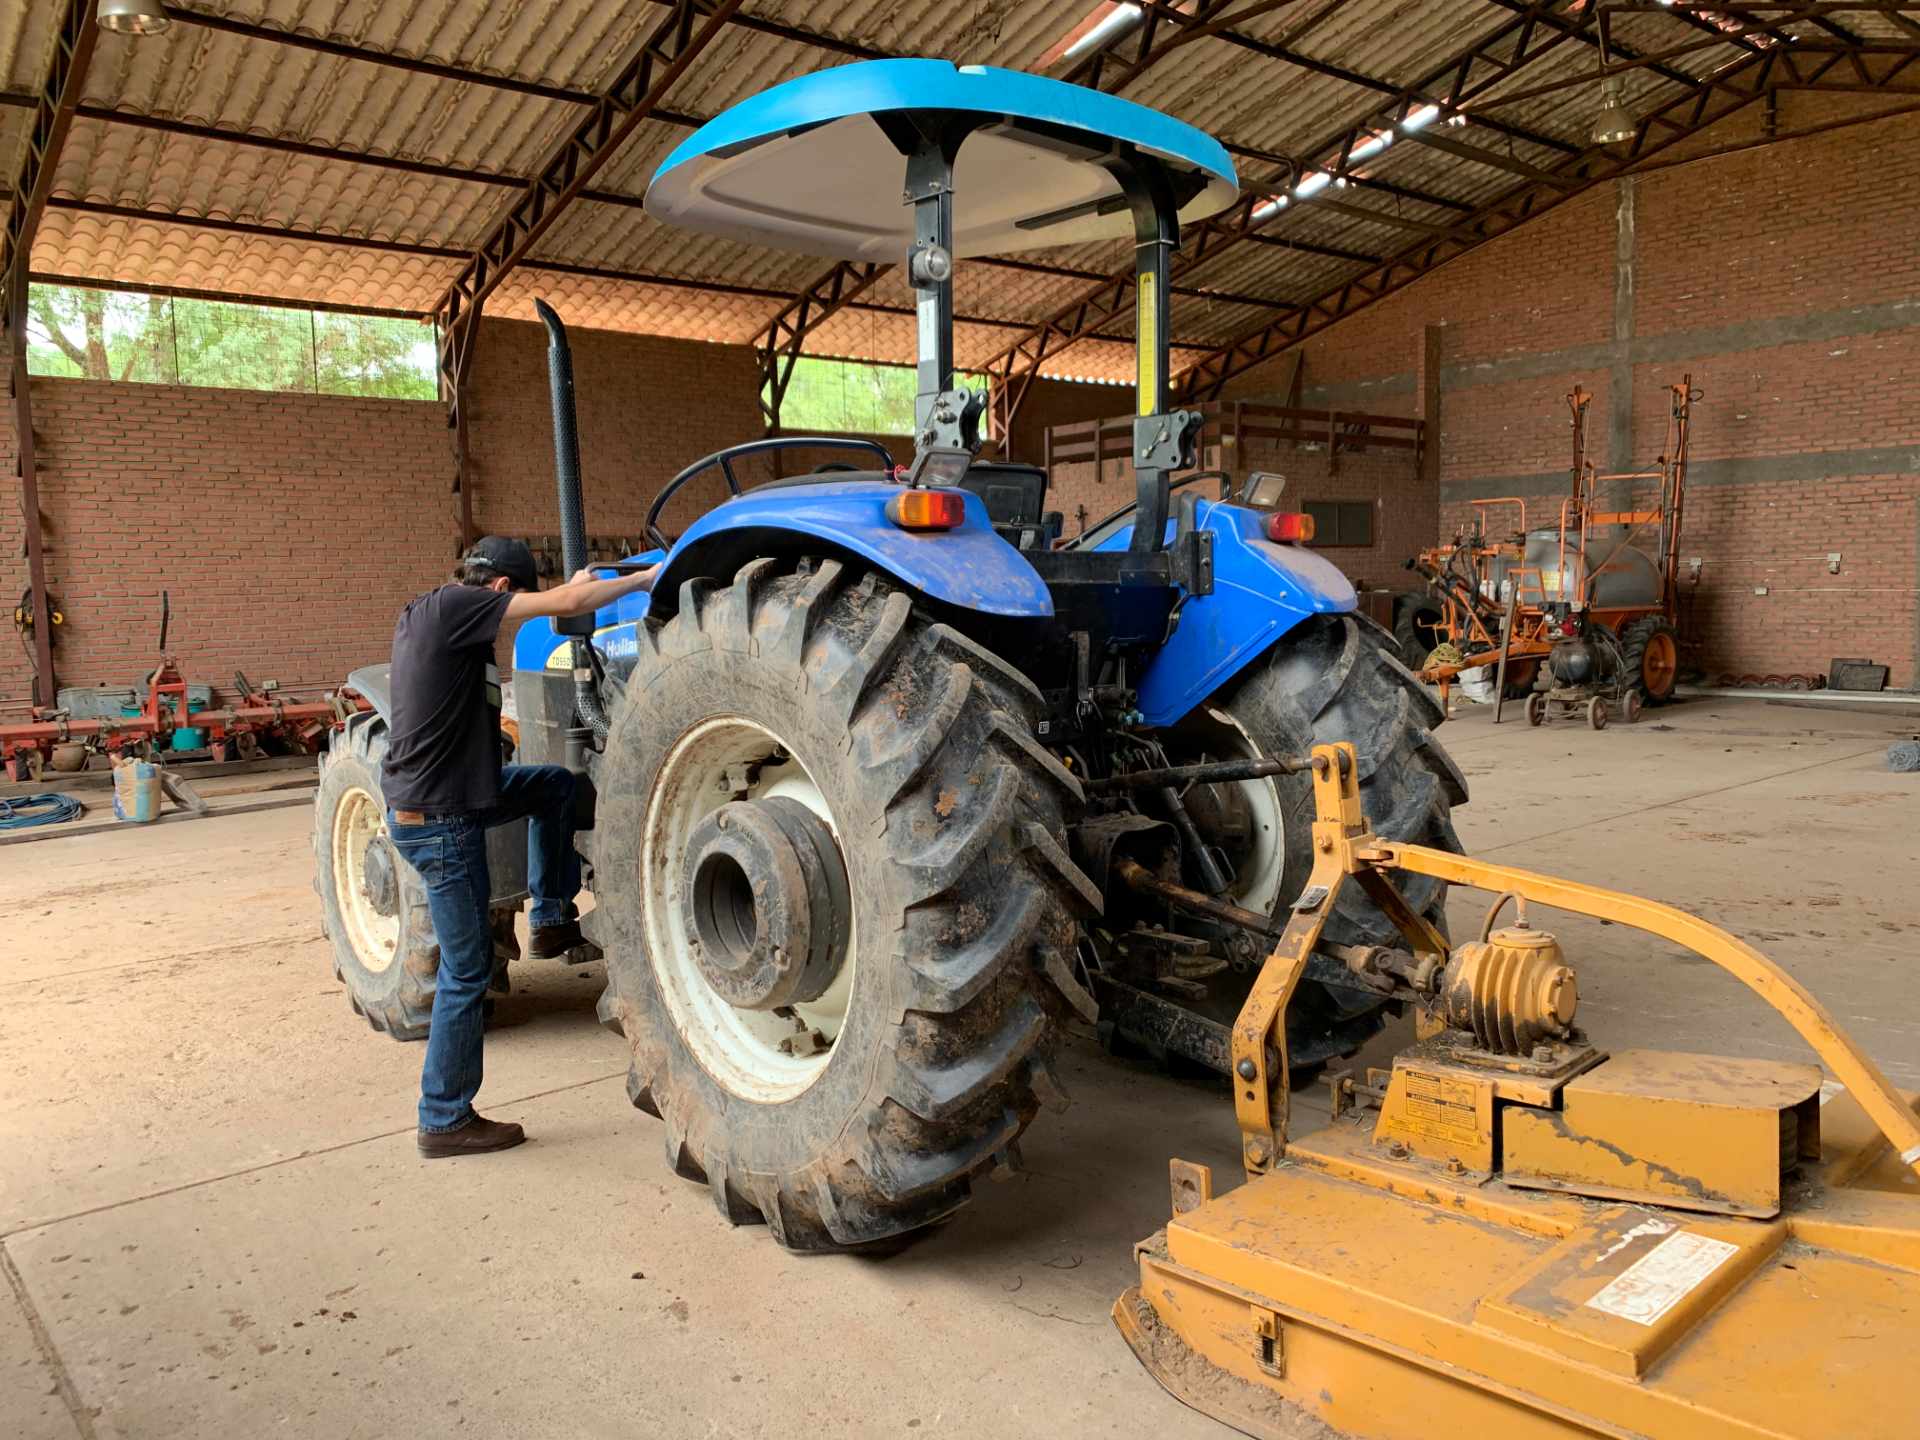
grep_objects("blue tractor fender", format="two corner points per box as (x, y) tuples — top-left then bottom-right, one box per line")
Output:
(643, 480), (1051, 621)
(1091, 500), (1357, 727)
(511, 482), (1053, 673)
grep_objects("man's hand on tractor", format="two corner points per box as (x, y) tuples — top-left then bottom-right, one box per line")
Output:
(505, 565), (658, 622)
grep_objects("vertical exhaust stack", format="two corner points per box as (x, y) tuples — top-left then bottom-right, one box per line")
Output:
(534, 300), (611, 747)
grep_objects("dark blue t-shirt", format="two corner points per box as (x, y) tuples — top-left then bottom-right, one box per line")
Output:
(380, 583), (512, 814)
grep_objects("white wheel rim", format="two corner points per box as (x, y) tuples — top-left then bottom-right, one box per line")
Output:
(331, 783), (400, 973)
(1200, 707), (1286, 915)
(641, 717), (855, 1103)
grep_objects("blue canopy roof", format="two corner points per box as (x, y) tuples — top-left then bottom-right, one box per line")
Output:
(644, 59), (1239, 261)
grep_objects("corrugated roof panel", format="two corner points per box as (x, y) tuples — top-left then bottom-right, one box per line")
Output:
(55, 114), (505, 249)
(79, 22), (582, 189)
(30, 206), (455, 311)
(174, 1), (650, 95)
(0, 0), (55, 91)
(0, 109), (26, 182)
(11, 0), (1906, 377)
(491, 265), (774, 343)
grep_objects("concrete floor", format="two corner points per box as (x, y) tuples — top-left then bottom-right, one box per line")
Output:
(5, 696), (1918, 1439)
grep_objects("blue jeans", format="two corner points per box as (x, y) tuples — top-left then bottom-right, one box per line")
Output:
(387, 764), (582, 1132)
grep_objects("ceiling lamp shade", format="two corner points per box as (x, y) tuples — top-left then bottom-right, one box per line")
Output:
(1591, 77), (1637, 147)
(97, 0), (171, 36)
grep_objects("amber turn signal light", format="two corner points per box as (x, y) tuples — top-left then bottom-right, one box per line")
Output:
(1266, 511), (1315, 543)
(886, 489), (967, 531)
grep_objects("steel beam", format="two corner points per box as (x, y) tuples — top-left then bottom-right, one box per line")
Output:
(1401, 127), (1579, 186)
(1121, 0), (1574, 157)
(756, 262), (892, 435)
(4, 0), (99, 710)
(1170, 43), (1920, 400)
(1483, 0), (1701, 87)
(984, 0), (1591, 435)
(432, 0), (742, 546)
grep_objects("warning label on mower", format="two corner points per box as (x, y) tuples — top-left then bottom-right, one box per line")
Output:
(1585, 1230), (1739, 1326)
(1399, 1072), (1478, 1147)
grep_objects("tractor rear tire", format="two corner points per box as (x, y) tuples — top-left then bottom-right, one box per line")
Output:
(314, 715), (510, 1040)
(1619, 616), (1680, 705)
(1392, 593), (1446, 671)
(1189, 614), (1467, 1057)
(589, 559), (1095, 1253)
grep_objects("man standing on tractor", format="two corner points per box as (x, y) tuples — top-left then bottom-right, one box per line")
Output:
(381, 536), (656, 1158)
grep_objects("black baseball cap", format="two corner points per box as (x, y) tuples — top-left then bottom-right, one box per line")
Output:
(463, 536), (539, 592)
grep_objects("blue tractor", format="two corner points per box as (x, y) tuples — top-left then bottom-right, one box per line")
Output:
(314, 61), (1465, 1251)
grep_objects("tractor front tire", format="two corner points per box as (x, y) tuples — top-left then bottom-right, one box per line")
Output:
(314, 715), (511, 1040)
(590, 559), (1094, 1252)
(315, 715), (439, 1039)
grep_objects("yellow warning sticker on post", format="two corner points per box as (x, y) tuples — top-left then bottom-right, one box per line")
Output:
(1399, 1071), (1478, 1147)
(1585, 1230), (1739, 1327)
(1136, 272), (1157, 416)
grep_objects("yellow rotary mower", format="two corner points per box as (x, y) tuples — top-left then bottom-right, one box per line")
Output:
(1117, 743), (1920, 1440)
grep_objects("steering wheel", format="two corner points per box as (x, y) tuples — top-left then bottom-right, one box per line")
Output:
(1071, 470), (1233, 549)
(645, 436), (895, 551)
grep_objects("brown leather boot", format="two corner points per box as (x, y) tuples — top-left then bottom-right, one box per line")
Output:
(527, 919), (600, 962)
(417, 1113), (526, 1158)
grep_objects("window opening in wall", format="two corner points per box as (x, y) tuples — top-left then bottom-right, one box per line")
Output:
(1303, 500), (1375, 547)
(770, 355), (992, 439)
(24, 282), (437, 400)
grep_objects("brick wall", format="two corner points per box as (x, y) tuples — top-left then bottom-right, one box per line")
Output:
(1, 319), (1125, 701)
(1218, 97), (1920, 688)
(466, 318), (760, 546)
(13, 96), (1913, 699)
(0, 344), (450, 704)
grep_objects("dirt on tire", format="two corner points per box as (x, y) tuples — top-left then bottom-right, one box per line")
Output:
(588, 558), (1098, 1252)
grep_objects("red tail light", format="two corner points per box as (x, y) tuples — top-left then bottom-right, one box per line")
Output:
(886, 489), (967, 531)
(1266, 511), (1316, 543)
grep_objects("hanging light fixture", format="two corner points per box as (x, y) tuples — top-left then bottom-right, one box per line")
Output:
(97, 0), (171, 36)
(1590, 76), (1637, 146)
(1588, 12), (1635, 149)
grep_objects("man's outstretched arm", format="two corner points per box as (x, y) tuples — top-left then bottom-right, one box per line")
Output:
(504, 566), (659, 622)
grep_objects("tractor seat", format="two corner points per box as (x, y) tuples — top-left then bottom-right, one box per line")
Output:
(960, 463), (1061, 550)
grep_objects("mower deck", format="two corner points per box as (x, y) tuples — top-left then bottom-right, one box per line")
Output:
(1120, 1084), (1920, 1439)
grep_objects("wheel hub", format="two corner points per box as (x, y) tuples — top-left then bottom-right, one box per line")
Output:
(361, 834), (400, 918)
(682, 796), (850, 1012)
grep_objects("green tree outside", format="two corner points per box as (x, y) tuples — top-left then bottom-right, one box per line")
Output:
(771, 355), (917, 434)
(25, 282), (436, 400)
